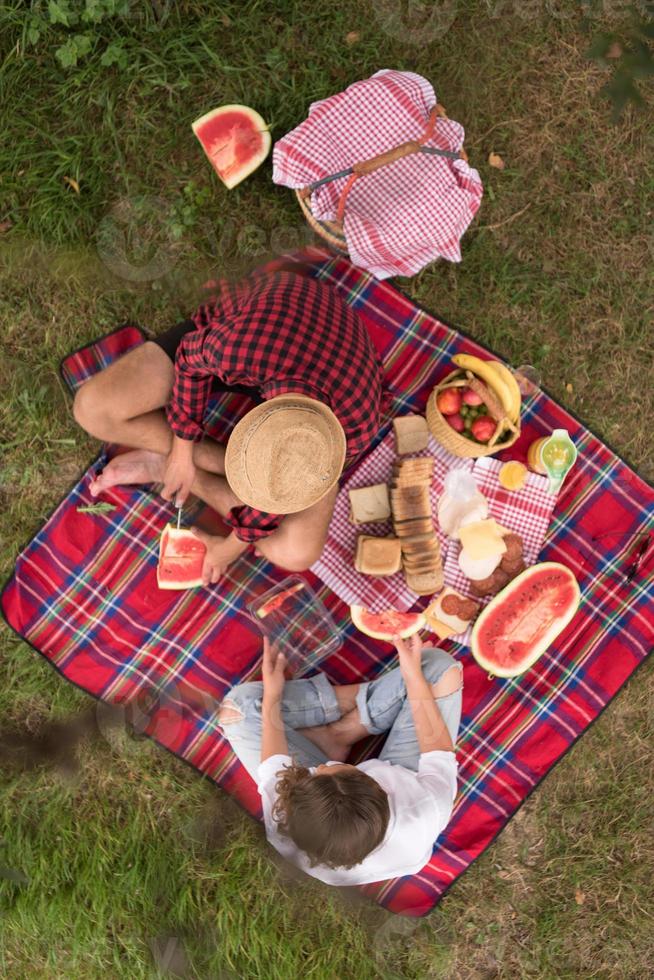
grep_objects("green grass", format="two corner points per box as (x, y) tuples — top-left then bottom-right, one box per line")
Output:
(1, 2), (653, 977)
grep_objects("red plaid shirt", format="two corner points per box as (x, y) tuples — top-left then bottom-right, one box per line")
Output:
(167, 270), (384, 543)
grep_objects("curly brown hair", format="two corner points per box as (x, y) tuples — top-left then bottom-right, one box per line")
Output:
(272, 762), (390, 870)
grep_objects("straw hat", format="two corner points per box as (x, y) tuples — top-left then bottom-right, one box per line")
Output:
(225, 395), (346, 514)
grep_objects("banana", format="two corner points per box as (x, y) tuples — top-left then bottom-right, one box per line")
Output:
(486, 361), (521, 424)
(452, 354), (517, 421)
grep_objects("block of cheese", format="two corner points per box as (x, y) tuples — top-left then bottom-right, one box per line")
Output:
(458, 519), (507, 561)
(392, 415), (430, 455)
(349, 483), (391, 524)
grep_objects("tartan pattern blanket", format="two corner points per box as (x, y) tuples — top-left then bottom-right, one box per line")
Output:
(2, 250), (653, 917)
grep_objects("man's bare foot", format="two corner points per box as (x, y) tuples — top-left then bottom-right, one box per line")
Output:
(297, 724), (351, 763)
(89, 449), (165, 497)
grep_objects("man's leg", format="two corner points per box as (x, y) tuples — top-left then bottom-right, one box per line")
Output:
(73, 341), (240, 515)
(255, 484), (339, 572)
(72, 341), (228, 475)
(74, 340), (338, 567)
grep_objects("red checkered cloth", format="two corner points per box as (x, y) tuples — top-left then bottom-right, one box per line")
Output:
(273, 70), (483, 279)
(2, 249), (653, 918)
(311, 435), (556, 623)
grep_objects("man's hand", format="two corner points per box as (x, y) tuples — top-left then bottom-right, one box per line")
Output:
(191, 528), (249, 585)
(261, 637), (286, 702)
(394, 633), (424, 681)
(162, 436), (196, 506)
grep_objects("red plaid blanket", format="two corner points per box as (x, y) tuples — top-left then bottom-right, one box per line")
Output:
(2, 250), (653, 916)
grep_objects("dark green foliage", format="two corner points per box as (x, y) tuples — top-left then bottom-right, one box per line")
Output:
(586, 2), (654, 118)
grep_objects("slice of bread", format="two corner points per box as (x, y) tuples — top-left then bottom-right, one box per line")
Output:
(348, 483), (391, 524)
(354, 535), (402, 576)
(394, 517), (435, 537)
(393, 415), (430, 454)
(405, 567), (444, 596)
(392, 457), (433, 477)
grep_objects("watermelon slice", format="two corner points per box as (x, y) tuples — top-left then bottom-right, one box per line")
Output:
(350, 606), (425, 642)
(255, 582), (305, 619)
(192, 105), (271, 189)
(471, 562), (580, 677)
(157, 527), (207, 590)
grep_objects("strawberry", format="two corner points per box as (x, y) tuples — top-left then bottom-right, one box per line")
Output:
(436, 387), (462, 416)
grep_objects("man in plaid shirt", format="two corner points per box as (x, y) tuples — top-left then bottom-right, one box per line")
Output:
(73, 266), (384, 582)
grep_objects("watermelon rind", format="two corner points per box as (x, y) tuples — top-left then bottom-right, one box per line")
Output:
(470, 562), (580, 678)
(157, 526), (206, 590)
(191, 104), (271, 189)
(350, 605), (425, 641)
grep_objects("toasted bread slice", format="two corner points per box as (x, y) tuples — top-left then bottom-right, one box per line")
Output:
(394, 518), (435, 537)
(401, 536), (440, 554)
(405, 567), (444, 596)
(391, 486), (431, 519)
(391, 484), (430, 503)
(400, 533), (439, 550)
(402, 553), (440, 566)
(393, 456), (434, 476)
(403, 553), (441, 569)
(404, 561), (442, 577)
(354, 535), (402, 576)
(392, 457), (433, 476)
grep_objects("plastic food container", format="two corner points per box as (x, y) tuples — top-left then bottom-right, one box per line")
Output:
(247, 575), (342, 676)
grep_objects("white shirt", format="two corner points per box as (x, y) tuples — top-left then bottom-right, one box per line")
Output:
(257, 752), (458, 885)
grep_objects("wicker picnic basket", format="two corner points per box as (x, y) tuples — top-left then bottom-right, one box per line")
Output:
(426, 370), (521, 459)
(295, 104), (467, 255)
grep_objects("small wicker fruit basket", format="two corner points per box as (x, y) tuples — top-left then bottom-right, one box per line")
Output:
(426, 370), (520, 459)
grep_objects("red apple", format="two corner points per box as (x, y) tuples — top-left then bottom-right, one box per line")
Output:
(447, 412), (465, 432)
(471, 415), (497, 443)
(462, 387), (483, 406)
(436, 387), (462, 416)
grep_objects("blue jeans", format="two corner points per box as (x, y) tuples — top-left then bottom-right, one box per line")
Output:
(218, 648), (463, 781)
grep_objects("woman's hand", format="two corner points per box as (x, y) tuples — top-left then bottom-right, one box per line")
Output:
(261, 637), (286, 702)
(162, 436), (196, 506)
(260, 638), (289, 761)
(394, 633), (424, 681)
(191, 529), (249, 585)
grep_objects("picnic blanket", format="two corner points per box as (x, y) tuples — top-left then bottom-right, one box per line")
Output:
(2, 249), (653, 917)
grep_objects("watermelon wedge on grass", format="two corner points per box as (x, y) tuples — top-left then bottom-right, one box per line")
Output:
(350, 606), (425, 642)
(157, 527), (207, 590)
(192, 105), (271, 189)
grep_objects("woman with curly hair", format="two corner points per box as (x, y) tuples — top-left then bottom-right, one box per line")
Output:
(217, 634), (462, 885)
